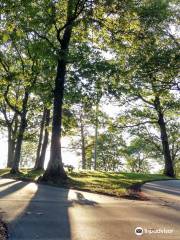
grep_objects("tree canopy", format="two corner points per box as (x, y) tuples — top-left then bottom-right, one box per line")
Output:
(0, 0), (179, 180)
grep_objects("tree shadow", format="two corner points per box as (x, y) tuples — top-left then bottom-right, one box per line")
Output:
(0, 181), (28, 199)
(70, 192), (98, 206)
(0, 180), (17, 187)
(0, 179), (98, 240)
(8, 185), (71, 240)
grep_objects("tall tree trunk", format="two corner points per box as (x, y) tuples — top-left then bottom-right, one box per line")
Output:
(80, 113), (86, 169)
(42, 0), (85, 182)
(34, 108), (46, 169)
(154, 96), (175, 177)
(42, 30), (72, 180)
(35, 109), (50, 170)
(42, 56), (68, 180)
(7, 127), (15, 168)
(10, 92), (29, 174)
(158, 112), (175, 177)
(94, 104), (98, 170)
(7, 113), (19, 168)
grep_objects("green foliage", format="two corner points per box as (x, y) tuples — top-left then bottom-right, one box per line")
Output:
(85, 131), (125, 171)
(0, 0), (179, 176)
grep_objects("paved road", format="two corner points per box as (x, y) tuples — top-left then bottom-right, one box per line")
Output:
(142, 180), (180, 209)
(0, 178), (179, 240)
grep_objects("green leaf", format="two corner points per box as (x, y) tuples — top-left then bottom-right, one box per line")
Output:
(2, 34), (9, 43)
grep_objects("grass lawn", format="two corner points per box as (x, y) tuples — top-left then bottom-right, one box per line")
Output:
(0, 169), (173, 197)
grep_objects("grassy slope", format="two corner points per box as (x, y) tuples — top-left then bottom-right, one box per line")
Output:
(68, 171), (173, 196)
(0, 168), (173, 197)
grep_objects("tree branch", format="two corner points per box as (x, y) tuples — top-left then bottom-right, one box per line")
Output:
(25, 29), (57, 51)
(56, 0), (86, 44)
(4, 85), (21, 115)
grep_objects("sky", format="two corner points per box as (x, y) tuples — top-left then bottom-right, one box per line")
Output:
(0, 133), (80, 169)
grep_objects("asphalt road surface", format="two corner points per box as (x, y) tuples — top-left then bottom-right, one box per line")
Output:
(0, 178), (179, 240)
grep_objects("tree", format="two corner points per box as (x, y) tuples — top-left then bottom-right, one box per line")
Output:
(0, 97), (18, 168)
(85, 129), (124, 171)
(109, 0), (179, 177)
(0, 0), (179, 179)
(35, 108), (51, 170)
(123, 137), (152, 173)
(42, 0), (87, 181)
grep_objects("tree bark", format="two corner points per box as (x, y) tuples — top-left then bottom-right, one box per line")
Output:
(41, 56), (68, 180)
(2, 108), (18, 168)
(10, 92), (29, 174)
(94, 104), (98, 170)
(35, 109), (50, 170)
(34, 108), (46, 169)
(7, 127), (15, 168)
(154, 96), (175, 177)
(42, 31), (72, 180)
(80, 113), (86, 169)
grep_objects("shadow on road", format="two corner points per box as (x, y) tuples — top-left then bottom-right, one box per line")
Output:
(71, 192), (98, 206)
(0, 179), (98, 240)
(0, 181), (28, 199)
(0, 180), (17, 188)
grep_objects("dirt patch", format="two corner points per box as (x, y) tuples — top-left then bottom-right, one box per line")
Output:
(0, 219), (8, 240)
(123, 190), (149, 201)
(124, 183), (149, 201)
